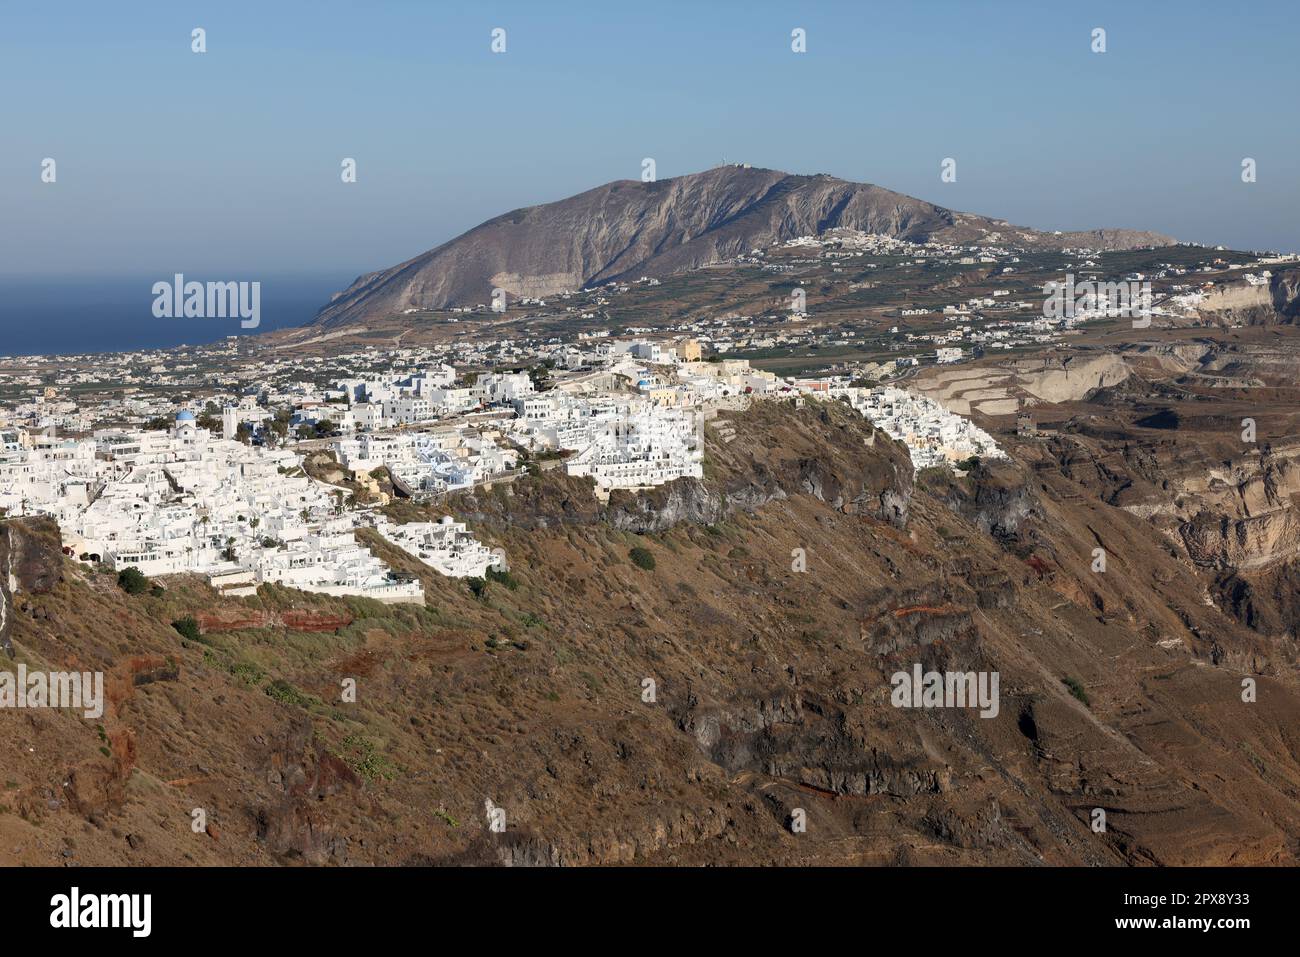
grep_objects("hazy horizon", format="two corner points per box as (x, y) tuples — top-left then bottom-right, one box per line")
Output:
(0, 274), (349, 357)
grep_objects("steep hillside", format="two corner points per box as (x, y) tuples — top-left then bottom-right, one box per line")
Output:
(313, 166), (1175, 326)
(2, 400), (1296, 866)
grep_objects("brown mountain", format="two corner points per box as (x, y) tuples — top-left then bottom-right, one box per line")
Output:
(312, 166), (1175, 327)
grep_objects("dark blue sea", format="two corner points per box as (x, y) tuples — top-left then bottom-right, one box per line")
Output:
(0, 276), (351, 357)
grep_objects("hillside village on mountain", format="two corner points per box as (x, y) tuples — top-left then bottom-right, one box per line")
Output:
(0, 232), (1291, 604)
(0, 334), (999, 602)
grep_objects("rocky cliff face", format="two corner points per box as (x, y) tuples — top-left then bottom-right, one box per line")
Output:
(1271, 266), (1300, 320)
(1197, 266), (1300, 326)
(0, 517), (64, 656)
(1175, 453), (1300, 570)
(312, 166), (1175, 326)
(1007, 338), (1300, 657)
(1181, 508), (1300, 571)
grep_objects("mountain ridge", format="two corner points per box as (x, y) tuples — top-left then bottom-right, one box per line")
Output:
(312, 166), (1176, 327)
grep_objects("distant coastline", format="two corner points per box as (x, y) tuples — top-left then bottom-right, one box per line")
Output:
(0, 275), (346, 358)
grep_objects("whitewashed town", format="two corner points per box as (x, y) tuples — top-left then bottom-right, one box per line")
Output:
(6, 225), (1288, 607)
(0, 325), (1004, 604)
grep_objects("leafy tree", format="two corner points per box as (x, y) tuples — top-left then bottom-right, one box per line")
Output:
(171, 616), (201, 641)
(527, 361), (554, 392)
(117, 566), (150, 594)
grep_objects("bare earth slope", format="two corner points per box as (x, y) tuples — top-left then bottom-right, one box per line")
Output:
(2, 400), (1295, 867)
(313, 166), (1175, 326)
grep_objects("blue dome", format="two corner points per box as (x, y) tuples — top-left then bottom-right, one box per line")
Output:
(637, 379), (651, 388)
(176, 410), (195, 421)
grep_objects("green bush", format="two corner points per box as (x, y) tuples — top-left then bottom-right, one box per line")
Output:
(629, 546), (656, 571)
(171, 616), (201, 641)
(467, 577), (489, 599)
(334, 733), (396, 782)
(230, 660), (265, 687)
(486, 565), (518, 590)
(265, 679), (312, 707)
(117, 567), (150, 595)
(1062, 676), (1090, 707)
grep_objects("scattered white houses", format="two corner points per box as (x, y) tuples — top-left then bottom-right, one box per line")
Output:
(374, 515), (502, 578)
(3, 412), (423, 603)
(562, 402), (703, 491)
(813, 386), (1007, 471)
(334, 428), (517, 495)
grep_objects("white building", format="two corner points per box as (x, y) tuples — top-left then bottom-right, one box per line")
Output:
(374, 515), (502, 578)
(7, 412), (422, 603)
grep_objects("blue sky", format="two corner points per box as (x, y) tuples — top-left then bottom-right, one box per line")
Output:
(2, 0), (1297, 283)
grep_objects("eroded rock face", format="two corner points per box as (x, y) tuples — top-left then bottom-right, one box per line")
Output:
(1216, 563), (1300, 638)
(0, 516), (64, 656)
(1175, 454), (1300, 571)
(1273, 267), (1300, 320)
(1197, 266), (1300, 326)
(703, 400), (914, 527)
(255, 719), (362, 864)
(194, 607), (355, 633)
(451, 472), (603, 530)
(675, 686), (953, 799)
(1036, 419), (1300, 573)
(607, 479), (724, 534)
(1180, 509), (1300, 571)
(937, 461), (1042, 541)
